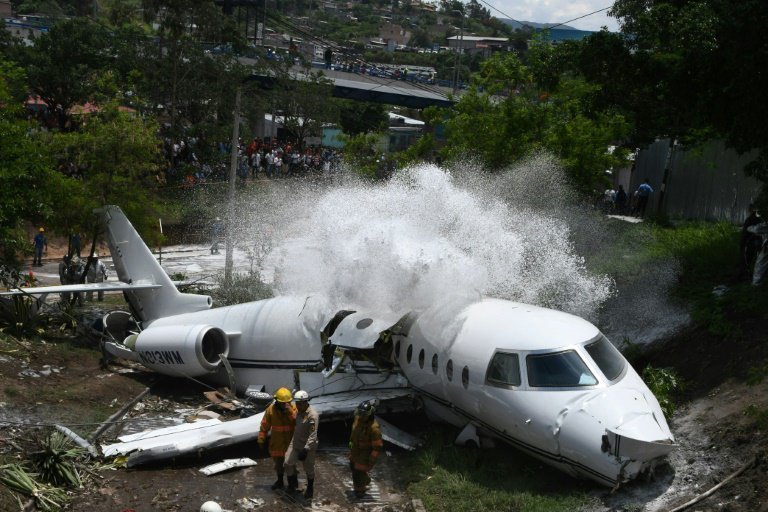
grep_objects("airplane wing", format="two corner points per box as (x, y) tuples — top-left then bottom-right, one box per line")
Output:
(0, 282), (162, 296)
(100, 388), (422, 466)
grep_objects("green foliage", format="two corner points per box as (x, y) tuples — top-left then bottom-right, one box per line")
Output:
(744, 405), (768, 431)
(342, 132), (385, 178)
(47, 104), (165, 245)
(405, 427), (595, 511)
(437, 52), (630, 196)
(0, 295), (47, 339)
(210, 271), (273, 307)
(338, 101), (388, 136)
(642, 366), (683, 417)
(0, 60), (60, 261)
(0, 463), (70, 512)
(29, 429), (84, 488)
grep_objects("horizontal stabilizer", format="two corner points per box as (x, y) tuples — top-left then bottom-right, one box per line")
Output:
(0, 282), (162, 296)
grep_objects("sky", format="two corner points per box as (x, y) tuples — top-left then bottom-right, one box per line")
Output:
(481, 0), (620, 32)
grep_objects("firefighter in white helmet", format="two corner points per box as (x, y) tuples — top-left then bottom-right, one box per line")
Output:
(284, 389), (319, 499)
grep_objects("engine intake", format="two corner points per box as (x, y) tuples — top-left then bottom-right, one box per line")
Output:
(133, 324), (229, 376)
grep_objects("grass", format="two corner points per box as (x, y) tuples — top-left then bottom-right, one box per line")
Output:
(404, 427), (598, 512)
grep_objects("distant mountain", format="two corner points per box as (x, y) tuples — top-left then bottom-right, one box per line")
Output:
(499, 19), (578, 31)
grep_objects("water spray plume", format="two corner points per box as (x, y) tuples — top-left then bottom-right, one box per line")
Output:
(264, 159), (614, 320)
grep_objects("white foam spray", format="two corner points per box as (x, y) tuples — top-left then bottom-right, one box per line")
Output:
(257, 157), (614, 320)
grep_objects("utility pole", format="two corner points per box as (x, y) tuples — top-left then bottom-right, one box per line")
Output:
(452, 10), (466, 95)
(225, 87), (242, 282)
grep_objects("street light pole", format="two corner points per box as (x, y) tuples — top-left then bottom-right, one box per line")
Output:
(452, 10), (466, 94)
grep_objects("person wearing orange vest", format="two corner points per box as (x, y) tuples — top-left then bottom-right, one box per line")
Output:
(258, 387), (297, 490)
(348, 399), (383, 498)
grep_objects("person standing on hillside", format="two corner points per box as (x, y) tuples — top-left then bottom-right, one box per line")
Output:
(615, 185), (628, 214)
(85, 252), (108, 301)
(634, 179), (654, 217)
(740, 204), (762, 281)
(747, 218), (768, 286)
(32, 228), (47, 266)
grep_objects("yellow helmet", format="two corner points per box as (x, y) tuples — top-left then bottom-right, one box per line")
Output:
(274, 387), (293, 403)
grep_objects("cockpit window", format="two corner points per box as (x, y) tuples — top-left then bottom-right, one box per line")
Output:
(585, 335), (626, 381)
(486, 352), (521, 387)
(526, 350), (597, 387)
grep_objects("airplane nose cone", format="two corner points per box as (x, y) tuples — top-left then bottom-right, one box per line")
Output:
(556, 386), (676, 484)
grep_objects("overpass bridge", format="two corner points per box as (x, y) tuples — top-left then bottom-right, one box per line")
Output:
(246, 66), (455, 109)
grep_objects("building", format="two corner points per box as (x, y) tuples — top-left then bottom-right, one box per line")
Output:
(378, 22), (410, 47)
(0, 1), (12, 17)
(446, 35), (510, 57)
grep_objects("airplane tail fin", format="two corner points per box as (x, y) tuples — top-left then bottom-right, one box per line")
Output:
(97, 205), (212, 323)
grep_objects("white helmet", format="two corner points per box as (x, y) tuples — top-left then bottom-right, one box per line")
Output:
(200, 501), (223, 512)
(293, 390), (310, 402)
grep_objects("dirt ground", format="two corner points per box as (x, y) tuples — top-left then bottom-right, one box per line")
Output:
(2, 251), (768, 511)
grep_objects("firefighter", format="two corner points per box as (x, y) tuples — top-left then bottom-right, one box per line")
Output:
(284, 390), (319, 499)
(348, 399), (383, 498)
(258, 387), (297, 490)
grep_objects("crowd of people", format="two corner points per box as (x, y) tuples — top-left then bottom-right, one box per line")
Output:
(161, 135), (344, 187)
(600, 179), (654, 217)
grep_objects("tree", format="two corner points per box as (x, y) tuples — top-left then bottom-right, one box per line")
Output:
(338, 101), (388, 137)
(271, 71), (338, 150)
(607, 0), (768, 204)
(437, 52), (630, 195)
(0, 60), (61, 262)
(48, 105), (165, 245)
(20, 18), (113, 130)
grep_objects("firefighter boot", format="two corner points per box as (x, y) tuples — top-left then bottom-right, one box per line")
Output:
(286, 475), (299, 493)
(271, 473), (285, 490)
(303, 478), (314, 500)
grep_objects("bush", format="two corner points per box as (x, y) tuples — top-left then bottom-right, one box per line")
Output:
(642, 366), (683, 417)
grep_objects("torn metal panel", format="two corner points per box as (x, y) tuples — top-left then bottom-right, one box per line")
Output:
(102, 414), (263, 467)
(308, 388), (416, 418)
(199, 457), (258, 475)
(374, 416), (422, 451)
(328, 310), (405, 349)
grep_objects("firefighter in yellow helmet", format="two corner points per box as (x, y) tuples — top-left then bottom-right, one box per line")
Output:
(258, 387), (297, 490)
(348, 399), (383, 498)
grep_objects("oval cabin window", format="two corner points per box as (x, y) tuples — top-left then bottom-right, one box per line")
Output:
(406, 344), (413, 364)
(462, 366), (469, 389)
(446, 359), (453, 381)
(431, 354), (438, 374)
(418, 349), (425, 369)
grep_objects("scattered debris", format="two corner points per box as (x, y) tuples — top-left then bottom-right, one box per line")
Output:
(199, 457), (257, 476)
(91, 387), (151, 441)
(235, 496), (265, 510)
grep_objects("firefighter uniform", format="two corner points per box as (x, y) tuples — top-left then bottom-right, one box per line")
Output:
(258, 392), (297, 490)
(285, 398), (319, 498)
(348, 414), (383, 497)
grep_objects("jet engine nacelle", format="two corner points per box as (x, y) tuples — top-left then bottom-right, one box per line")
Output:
(133, 325), (229, 377)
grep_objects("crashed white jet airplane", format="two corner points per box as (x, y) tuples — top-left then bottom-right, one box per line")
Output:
(2, 205), (675, 487)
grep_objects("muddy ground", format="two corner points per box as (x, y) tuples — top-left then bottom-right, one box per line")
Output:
(1, 249), (768, 511)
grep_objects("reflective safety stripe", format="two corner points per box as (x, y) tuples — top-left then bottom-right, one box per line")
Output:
(353, 462), (369, 471)
(271, 425), (294, 432)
